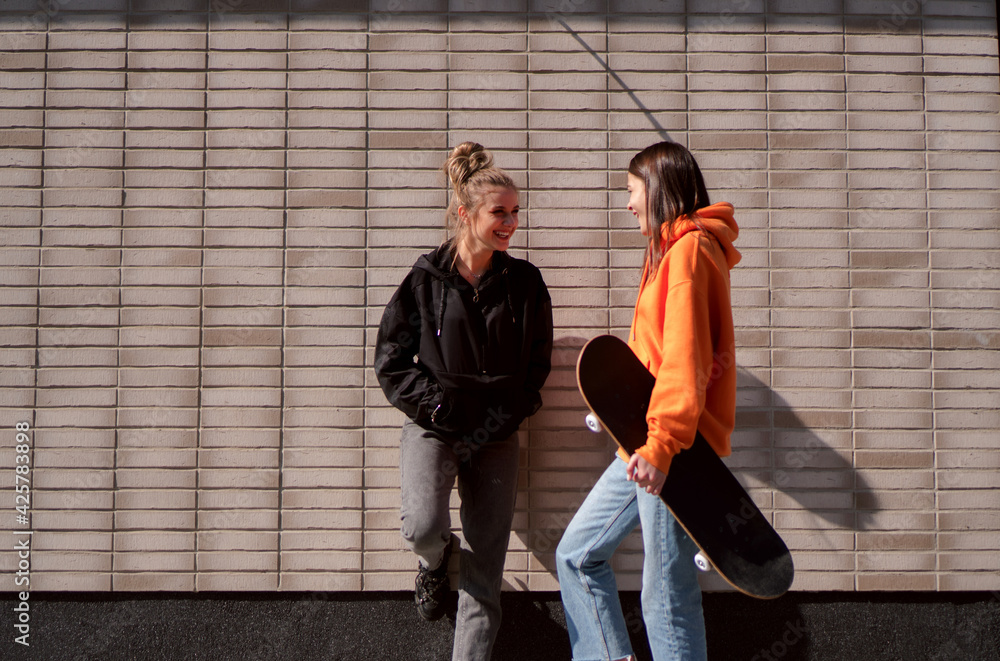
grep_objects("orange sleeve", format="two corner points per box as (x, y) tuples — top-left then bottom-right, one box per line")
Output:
(635, 249), (716, 475)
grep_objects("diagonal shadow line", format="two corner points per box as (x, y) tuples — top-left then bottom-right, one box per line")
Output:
(553, 15), (673, 142)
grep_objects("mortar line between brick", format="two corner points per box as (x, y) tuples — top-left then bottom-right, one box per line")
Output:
(764, 3), (774, 562)
(111, 7), (128, 590)
(32, 10), (47, 456)
(195, 8), (211, 588)
(604, 4), (610, 334)
(361, 15), (372, 592)
(276, 13), (290, 592)
(525, 13), (531, 269)
(919, 6), (940, 587)
(525, 5), (535, 570)
(23, 16), (46, 577)
(839, 8), (859, 587)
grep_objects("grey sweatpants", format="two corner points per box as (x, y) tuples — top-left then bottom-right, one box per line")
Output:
(399, 419), (520, 661)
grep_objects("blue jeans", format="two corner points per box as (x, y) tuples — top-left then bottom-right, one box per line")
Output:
(556, 459), (707, 661)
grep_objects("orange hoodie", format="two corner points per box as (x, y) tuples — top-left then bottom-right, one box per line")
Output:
(624, 202), (741, 475)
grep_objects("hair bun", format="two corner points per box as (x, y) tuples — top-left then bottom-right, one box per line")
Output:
(445, 141), (494, 187)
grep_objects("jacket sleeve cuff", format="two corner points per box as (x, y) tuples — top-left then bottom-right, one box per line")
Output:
(418, 386), (446, 426)
(522, 390), (542, 418)
(636, 440), (675, 476)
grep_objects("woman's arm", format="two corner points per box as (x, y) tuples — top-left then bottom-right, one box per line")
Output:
(637, 244), (718, 476)
(373, 281), (445, 427)
(522, 276), (554, 416)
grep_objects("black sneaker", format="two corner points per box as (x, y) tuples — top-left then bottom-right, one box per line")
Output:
(415, 539), (453, 621)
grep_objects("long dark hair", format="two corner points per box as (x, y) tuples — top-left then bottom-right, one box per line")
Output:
(628, 142), (711, 283)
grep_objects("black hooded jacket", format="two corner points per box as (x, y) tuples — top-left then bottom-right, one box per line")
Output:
(374, 244), (553, 444)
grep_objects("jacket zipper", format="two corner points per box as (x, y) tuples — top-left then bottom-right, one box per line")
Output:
(469, 270), (503, 373)
(474, 286), (485, 372)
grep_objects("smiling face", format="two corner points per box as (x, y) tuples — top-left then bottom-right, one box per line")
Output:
(627, 172), (648, 236)
(459, 186), (519, 255)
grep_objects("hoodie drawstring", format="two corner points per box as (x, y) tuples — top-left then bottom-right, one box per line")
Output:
(436, 289), (446, 337)
(436, 262), (516, 338)
(503, 269), (515, 325)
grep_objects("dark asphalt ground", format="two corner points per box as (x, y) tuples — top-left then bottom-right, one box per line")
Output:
(2, 590), (999, 660)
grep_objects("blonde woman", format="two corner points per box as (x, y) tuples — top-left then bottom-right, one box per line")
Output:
(375, 142), (553, 660)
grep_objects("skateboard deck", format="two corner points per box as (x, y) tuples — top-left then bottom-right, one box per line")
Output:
(576, 334), (794, 599)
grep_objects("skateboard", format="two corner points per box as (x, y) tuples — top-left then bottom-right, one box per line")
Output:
(576, 334), (794, 599)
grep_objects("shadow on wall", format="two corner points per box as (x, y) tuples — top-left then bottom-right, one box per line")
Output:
(734, 367), (880, 532)
(517, 338), (879, 580)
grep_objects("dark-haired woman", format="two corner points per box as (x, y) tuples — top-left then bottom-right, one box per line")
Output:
(375, 142), (553, 661)
(556, 142), (741, 661)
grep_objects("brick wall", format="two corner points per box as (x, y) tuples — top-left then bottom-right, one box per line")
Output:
(1, 1), (998, 593)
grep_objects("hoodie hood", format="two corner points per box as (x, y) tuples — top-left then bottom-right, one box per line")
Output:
(414, 252), (448, 279)
(414, 247), (457, 338)
(414, 243), (512, 281)
(665, 202), (741, 269)
(413, 244), (516, 338)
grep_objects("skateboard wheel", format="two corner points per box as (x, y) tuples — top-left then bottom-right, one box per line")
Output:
(584, 413), (602, 433)
(694, 552), (711, 572)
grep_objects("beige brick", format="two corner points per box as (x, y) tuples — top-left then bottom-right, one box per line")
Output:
(280, 551), (361, 572)
(939, 531), (1000, 552)
(198, 510), (280, 530)
(35, 531), (113, 552)
(33, 511), (113, 531)
(31, 572), (112, 591)
(113, 573), (195, 591)
(197, 572), (279, 591)
(857, 533), (934, 552)
(857, 574), (936, 591)
(281, 531), (362, 551)
(116, 490), (197, 511)
(198, 531), (279, 551)
(281, 510), (362, 530)
(282, 489), (362, 510)
(279, 572), (360, 591)
(35, 488), (113, 510)
(114, 532), (195, 552)
(116, 469), (196, 490)
(114, 552), (195, 573)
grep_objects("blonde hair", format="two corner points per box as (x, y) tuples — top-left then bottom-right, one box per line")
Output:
(443, 142), (517, 247)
